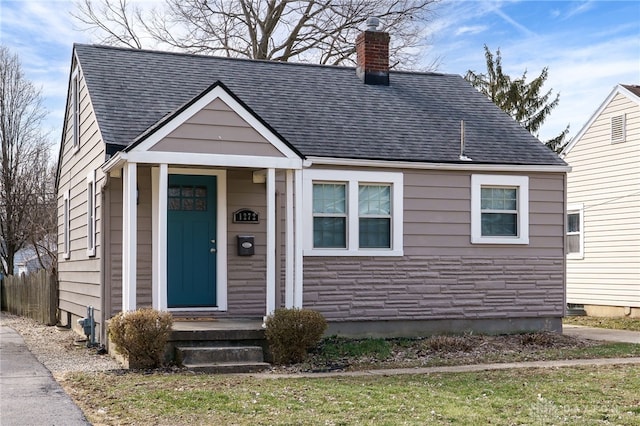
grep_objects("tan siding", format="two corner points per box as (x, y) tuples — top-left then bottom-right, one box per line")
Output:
(106, 167), (154, 314)
(565, 90), (640, 307)
(223, 169), (268, 317)
(57, 63), (107, 327)
(301, 167), (565, 321)
(403, 170), (565, 256)
(149, 98), (284, 157)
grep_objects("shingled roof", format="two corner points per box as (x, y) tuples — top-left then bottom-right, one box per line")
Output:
(74, 44), (566, 166)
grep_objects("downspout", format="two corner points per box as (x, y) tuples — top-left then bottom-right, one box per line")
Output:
(100, 173), (110, 345)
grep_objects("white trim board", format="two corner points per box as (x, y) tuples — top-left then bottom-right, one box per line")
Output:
(129, 84), (301, 160)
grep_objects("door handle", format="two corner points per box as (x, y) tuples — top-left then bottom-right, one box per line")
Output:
(210, 248), (216, 253)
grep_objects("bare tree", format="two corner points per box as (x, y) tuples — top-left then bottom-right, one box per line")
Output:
(73, 0), (439, 69)
(0, 46), (54, 276)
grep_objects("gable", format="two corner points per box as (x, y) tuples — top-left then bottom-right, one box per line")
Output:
(148, 98), (285, 158)
(562, 85), (640, 157)
(126, 82), (301, 163)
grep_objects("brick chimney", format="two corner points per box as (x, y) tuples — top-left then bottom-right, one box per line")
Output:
(356, 17), (390, 85)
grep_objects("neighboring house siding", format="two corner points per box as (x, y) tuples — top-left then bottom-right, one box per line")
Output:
(148, 98), (285, 157)
(303, 169), (566, 321)
(57, 63), (107, 327)
(565, 92), (640, 307)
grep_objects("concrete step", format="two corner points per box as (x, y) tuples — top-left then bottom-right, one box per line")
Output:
(182, 361), (271, 374)
(177, 345), (264, 365)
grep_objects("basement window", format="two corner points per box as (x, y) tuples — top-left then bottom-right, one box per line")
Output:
(611, 114), (625, 144)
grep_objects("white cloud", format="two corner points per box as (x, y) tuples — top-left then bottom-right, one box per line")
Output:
(563, 0), (596, 20)
(455, 25), (488, 36)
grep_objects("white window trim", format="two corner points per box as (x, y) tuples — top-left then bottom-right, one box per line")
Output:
(86, 170), (96, 257)
(610, 114), (626, 144)
(567, 203), (584, 260)
(71, 69), (80, 153)
(63, 190), (70, 259)
(302, 169), (403, 256)
(471, 174), (529, 245)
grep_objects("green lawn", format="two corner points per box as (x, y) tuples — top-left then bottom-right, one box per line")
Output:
(61, 365), (640, 425)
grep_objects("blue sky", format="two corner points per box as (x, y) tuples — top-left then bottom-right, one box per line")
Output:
(1, 0), (638, 150)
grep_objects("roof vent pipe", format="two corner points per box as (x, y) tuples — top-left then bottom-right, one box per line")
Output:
(459, 120), (472, 161)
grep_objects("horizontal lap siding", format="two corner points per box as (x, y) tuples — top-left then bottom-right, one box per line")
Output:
(149, 98), (284, 157)
(223, 170), (267, 317)
(303, 168), (566, 321)
(565, 92), (640, 307)
(57, 65), (106, 324)
(107, 168), (155, 316)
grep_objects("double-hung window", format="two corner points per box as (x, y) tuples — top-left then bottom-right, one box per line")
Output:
(566, 204), (583, 259)
(86, 171), (96, 257)
(304, 170), (403, 256)
(471, 175), (529, 244)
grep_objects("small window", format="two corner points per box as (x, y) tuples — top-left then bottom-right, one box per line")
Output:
(471, 175), (529, 245)
(168, 185), (208, 211)
(72, 70), (80, 151)
(567, 204), (583, 259)
(303, 170), (403, 256)
(611, 114), (625, 143)
(63, 190), (70, 259)
(86, 171), (96, 257)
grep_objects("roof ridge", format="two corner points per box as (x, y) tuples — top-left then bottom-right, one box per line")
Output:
(73, 43), (451, 76)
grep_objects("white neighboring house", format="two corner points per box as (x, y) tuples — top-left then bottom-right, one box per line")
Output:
(561, 84), (640, 318)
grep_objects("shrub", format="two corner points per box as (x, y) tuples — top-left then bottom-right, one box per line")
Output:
(423, 335), (476, 352)
(108, 308), (173, 369)
(265, 308), (327, 364)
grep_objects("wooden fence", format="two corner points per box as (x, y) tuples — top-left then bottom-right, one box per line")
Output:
(1, 269), (58, 325)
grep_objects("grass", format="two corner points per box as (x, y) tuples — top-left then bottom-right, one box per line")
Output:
(564, 316), (640, 332)
(59, 365), (640, 425)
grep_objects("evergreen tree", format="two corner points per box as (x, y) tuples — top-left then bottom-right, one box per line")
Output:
(465, 45), (569, 153)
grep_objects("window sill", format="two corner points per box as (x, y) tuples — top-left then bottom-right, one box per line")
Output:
(303, 249), (404, 257)
(471, 236), (529, 245)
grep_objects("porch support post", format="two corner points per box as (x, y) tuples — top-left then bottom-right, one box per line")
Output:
(285, 170), (294, 308)
(151, 164), (168, 310)
(122, 162), (137, 312)
(266, 168), (276, 317)
(294, 169), (303, 308)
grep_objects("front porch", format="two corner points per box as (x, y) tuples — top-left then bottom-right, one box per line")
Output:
(167, 318), (270, 373)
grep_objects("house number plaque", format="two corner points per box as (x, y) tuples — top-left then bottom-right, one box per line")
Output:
(233, 209), (259, 223)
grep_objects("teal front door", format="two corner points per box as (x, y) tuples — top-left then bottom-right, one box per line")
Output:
(167, 174), (217, 308)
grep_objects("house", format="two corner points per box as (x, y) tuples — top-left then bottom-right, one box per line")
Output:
(56, 22), (569, 346)
(561, 84), (640, 318)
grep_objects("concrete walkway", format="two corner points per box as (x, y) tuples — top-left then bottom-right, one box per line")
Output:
(0, 326), (90, 426)
(563, 324), (640, 344)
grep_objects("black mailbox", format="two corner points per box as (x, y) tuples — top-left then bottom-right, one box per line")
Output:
(237, 235), (255, 256)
